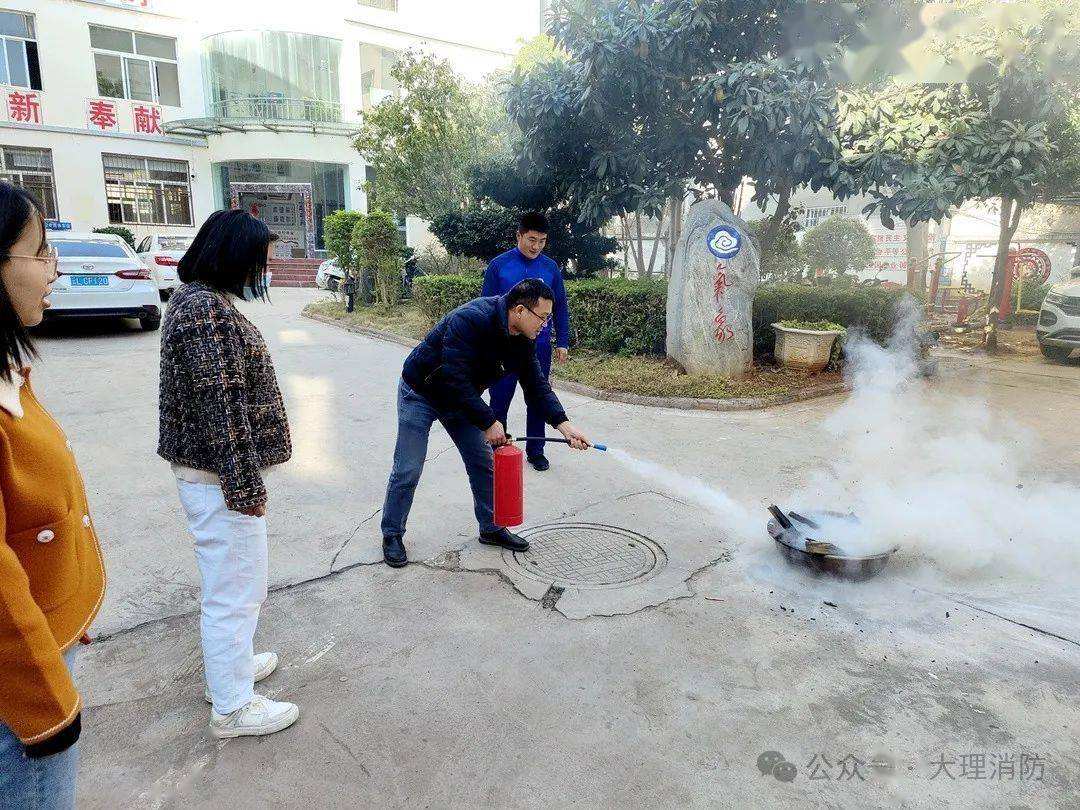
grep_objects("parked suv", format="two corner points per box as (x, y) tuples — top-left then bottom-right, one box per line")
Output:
(1036, 266), (1080, 361)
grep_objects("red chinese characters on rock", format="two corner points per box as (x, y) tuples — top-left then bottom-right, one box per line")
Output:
(8, 91), (42, 125)
(87, 99), (119, 131)
(713, 261), (735, 343)
(133, 104), (162, 135)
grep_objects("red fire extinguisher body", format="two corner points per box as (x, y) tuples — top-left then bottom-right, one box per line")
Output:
(493, 444), (524, 527)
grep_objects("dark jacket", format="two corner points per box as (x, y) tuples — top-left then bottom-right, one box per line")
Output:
(481, 248), (570, 349)
(157, 282), (292, 511)
(402, 294), (569, 430)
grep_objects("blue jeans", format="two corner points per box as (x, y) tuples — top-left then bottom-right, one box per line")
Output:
(0, 648), (79, 810)
(489, 340), (553, 459)
(381, 379), (497, 540)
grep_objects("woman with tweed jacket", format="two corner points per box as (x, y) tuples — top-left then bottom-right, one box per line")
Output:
(158, 210), (299, 739)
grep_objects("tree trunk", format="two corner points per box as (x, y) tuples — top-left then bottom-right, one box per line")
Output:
(906, 221), (930, 292)
(663, 196), (685, 279)
(984, 197), (1024, 352)
(928, 215), (953, 308)
(633, 214), (647, 277)
(760, 185), (792, 275)
(645, 206), (666, 278)
(620, 213), (647, 278)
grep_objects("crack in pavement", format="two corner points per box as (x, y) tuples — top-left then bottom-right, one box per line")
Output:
(910, 586), (1080, 649)
(318, 720), (370, 774)
(329, 508), (383, 574)
(92, 557), (387, 645)
(553, 548), (735, 622)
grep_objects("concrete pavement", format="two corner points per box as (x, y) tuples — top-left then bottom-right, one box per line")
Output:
(30, 290), (1080, 807)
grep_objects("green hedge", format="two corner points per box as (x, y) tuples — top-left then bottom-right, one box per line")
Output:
(752, 284), (915, 356)
(413, 275), (914, 358)
(567, 279), (666, 355)
(412, 275), (666, 356)
(413, 274), (483, 323)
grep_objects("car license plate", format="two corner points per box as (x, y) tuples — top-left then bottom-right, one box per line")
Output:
(71, 276), (109, 287)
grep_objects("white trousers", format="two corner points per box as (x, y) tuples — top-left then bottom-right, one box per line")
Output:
(176, 480), (268, 714)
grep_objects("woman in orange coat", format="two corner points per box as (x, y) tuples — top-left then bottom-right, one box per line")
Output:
(0, 183), (106, 808)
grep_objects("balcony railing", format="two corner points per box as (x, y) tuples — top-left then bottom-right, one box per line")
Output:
(210, 96), (343, 123)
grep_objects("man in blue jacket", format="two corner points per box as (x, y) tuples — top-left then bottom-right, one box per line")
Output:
(381, 278), (591, 568)
(483, 211), (570, 472)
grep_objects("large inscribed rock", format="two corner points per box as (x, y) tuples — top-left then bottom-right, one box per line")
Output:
(666, 200), (760, 378)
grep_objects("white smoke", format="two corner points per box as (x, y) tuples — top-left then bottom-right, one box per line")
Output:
(607, 296), (1080, 584)
(606, 447), (760, 540)
(796, 297), (1080, 581)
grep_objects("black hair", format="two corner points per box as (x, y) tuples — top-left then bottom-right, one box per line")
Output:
(518, 210), (549, 235)
(506, 278), (554, 310)
(0, 182), (46, 381)
(178, 209), (277, 300)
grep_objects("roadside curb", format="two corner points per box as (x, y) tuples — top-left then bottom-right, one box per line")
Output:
(303, 310), (853, 412)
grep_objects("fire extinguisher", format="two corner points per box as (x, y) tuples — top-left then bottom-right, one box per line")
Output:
(492, 437), (607, 528)
(493, 444), (524, 528)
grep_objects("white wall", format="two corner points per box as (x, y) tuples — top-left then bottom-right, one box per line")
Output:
(0, 125), (212, 238)
(1, 0), (541, 244)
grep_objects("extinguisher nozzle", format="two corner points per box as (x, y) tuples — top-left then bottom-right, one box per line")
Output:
(592, 443), (607, 452)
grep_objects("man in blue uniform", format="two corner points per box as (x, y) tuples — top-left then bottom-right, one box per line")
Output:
(483, 211), (570, 471)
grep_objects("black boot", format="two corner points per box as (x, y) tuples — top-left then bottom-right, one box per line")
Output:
(383, 536), (408, 567)
(528, 454), (550, 471)
(479, 528), (530, 552)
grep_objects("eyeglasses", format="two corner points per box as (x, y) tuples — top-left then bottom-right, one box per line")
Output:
(524, 305), (552, 325)
(5, 246), (58, 270)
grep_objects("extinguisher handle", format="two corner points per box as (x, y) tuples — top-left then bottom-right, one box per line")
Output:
(509, 435), (607, 451)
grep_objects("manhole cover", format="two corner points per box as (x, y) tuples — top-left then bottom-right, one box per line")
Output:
(503, 523), (666, 590)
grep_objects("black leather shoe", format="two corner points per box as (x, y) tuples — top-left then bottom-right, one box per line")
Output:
(383, 536), (408, 567)
(479, 528), (530, 552)
(528, 454), (550, 472)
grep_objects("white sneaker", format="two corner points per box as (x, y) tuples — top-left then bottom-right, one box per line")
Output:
(205, 652), (279, 703)
(209, 694), (299, 739)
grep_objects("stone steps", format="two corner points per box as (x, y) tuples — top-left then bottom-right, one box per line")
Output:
(268, 258), (321, 289)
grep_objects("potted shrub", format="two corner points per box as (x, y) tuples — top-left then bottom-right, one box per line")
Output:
(772, 320), (846, 372)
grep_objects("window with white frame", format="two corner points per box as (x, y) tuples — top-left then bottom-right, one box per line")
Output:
(802, 205), (848, 229)
(103, 154), (192, 226)
(0, 11), (41, 90)
(359, 44), (400, 109)
(90, 25), (180, 107)
(0, 146), (56, 218)
(358, 0), (398, 10)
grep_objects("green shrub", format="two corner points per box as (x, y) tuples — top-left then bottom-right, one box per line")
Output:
(411, 276), (914, 359)
(752, 284), (916, 356)
(412, 274), (483, 322)
(746, 216), (805, 282)
(801, 216), (876, 279)
(411, 275), (666, 355)
(1019, 281), (1050, 312)
(355, 209), (403, 308)
(566, 278), (666, 355)
(779, 319), (846, 332)
(93, 226), (135, 249)
(323, 210), (365, 275)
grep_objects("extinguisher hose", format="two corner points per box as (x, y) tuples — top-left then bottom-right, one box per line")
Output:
(510, 436), (608, 452)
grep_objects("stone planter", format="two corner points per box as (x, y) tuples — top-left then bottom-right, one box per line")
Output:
(772, 323), (844, 372)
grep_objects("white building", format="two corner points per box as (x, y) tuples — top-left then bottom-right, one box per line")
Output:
(0, 0), (541, 267)
(741, 185), (1080, 291)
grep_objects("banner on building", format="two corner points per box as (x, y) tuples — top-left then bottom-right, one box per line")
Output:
(87, 98), (120, 132)
(4, 89), (43, 126)
(132, 103), (163, 136)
